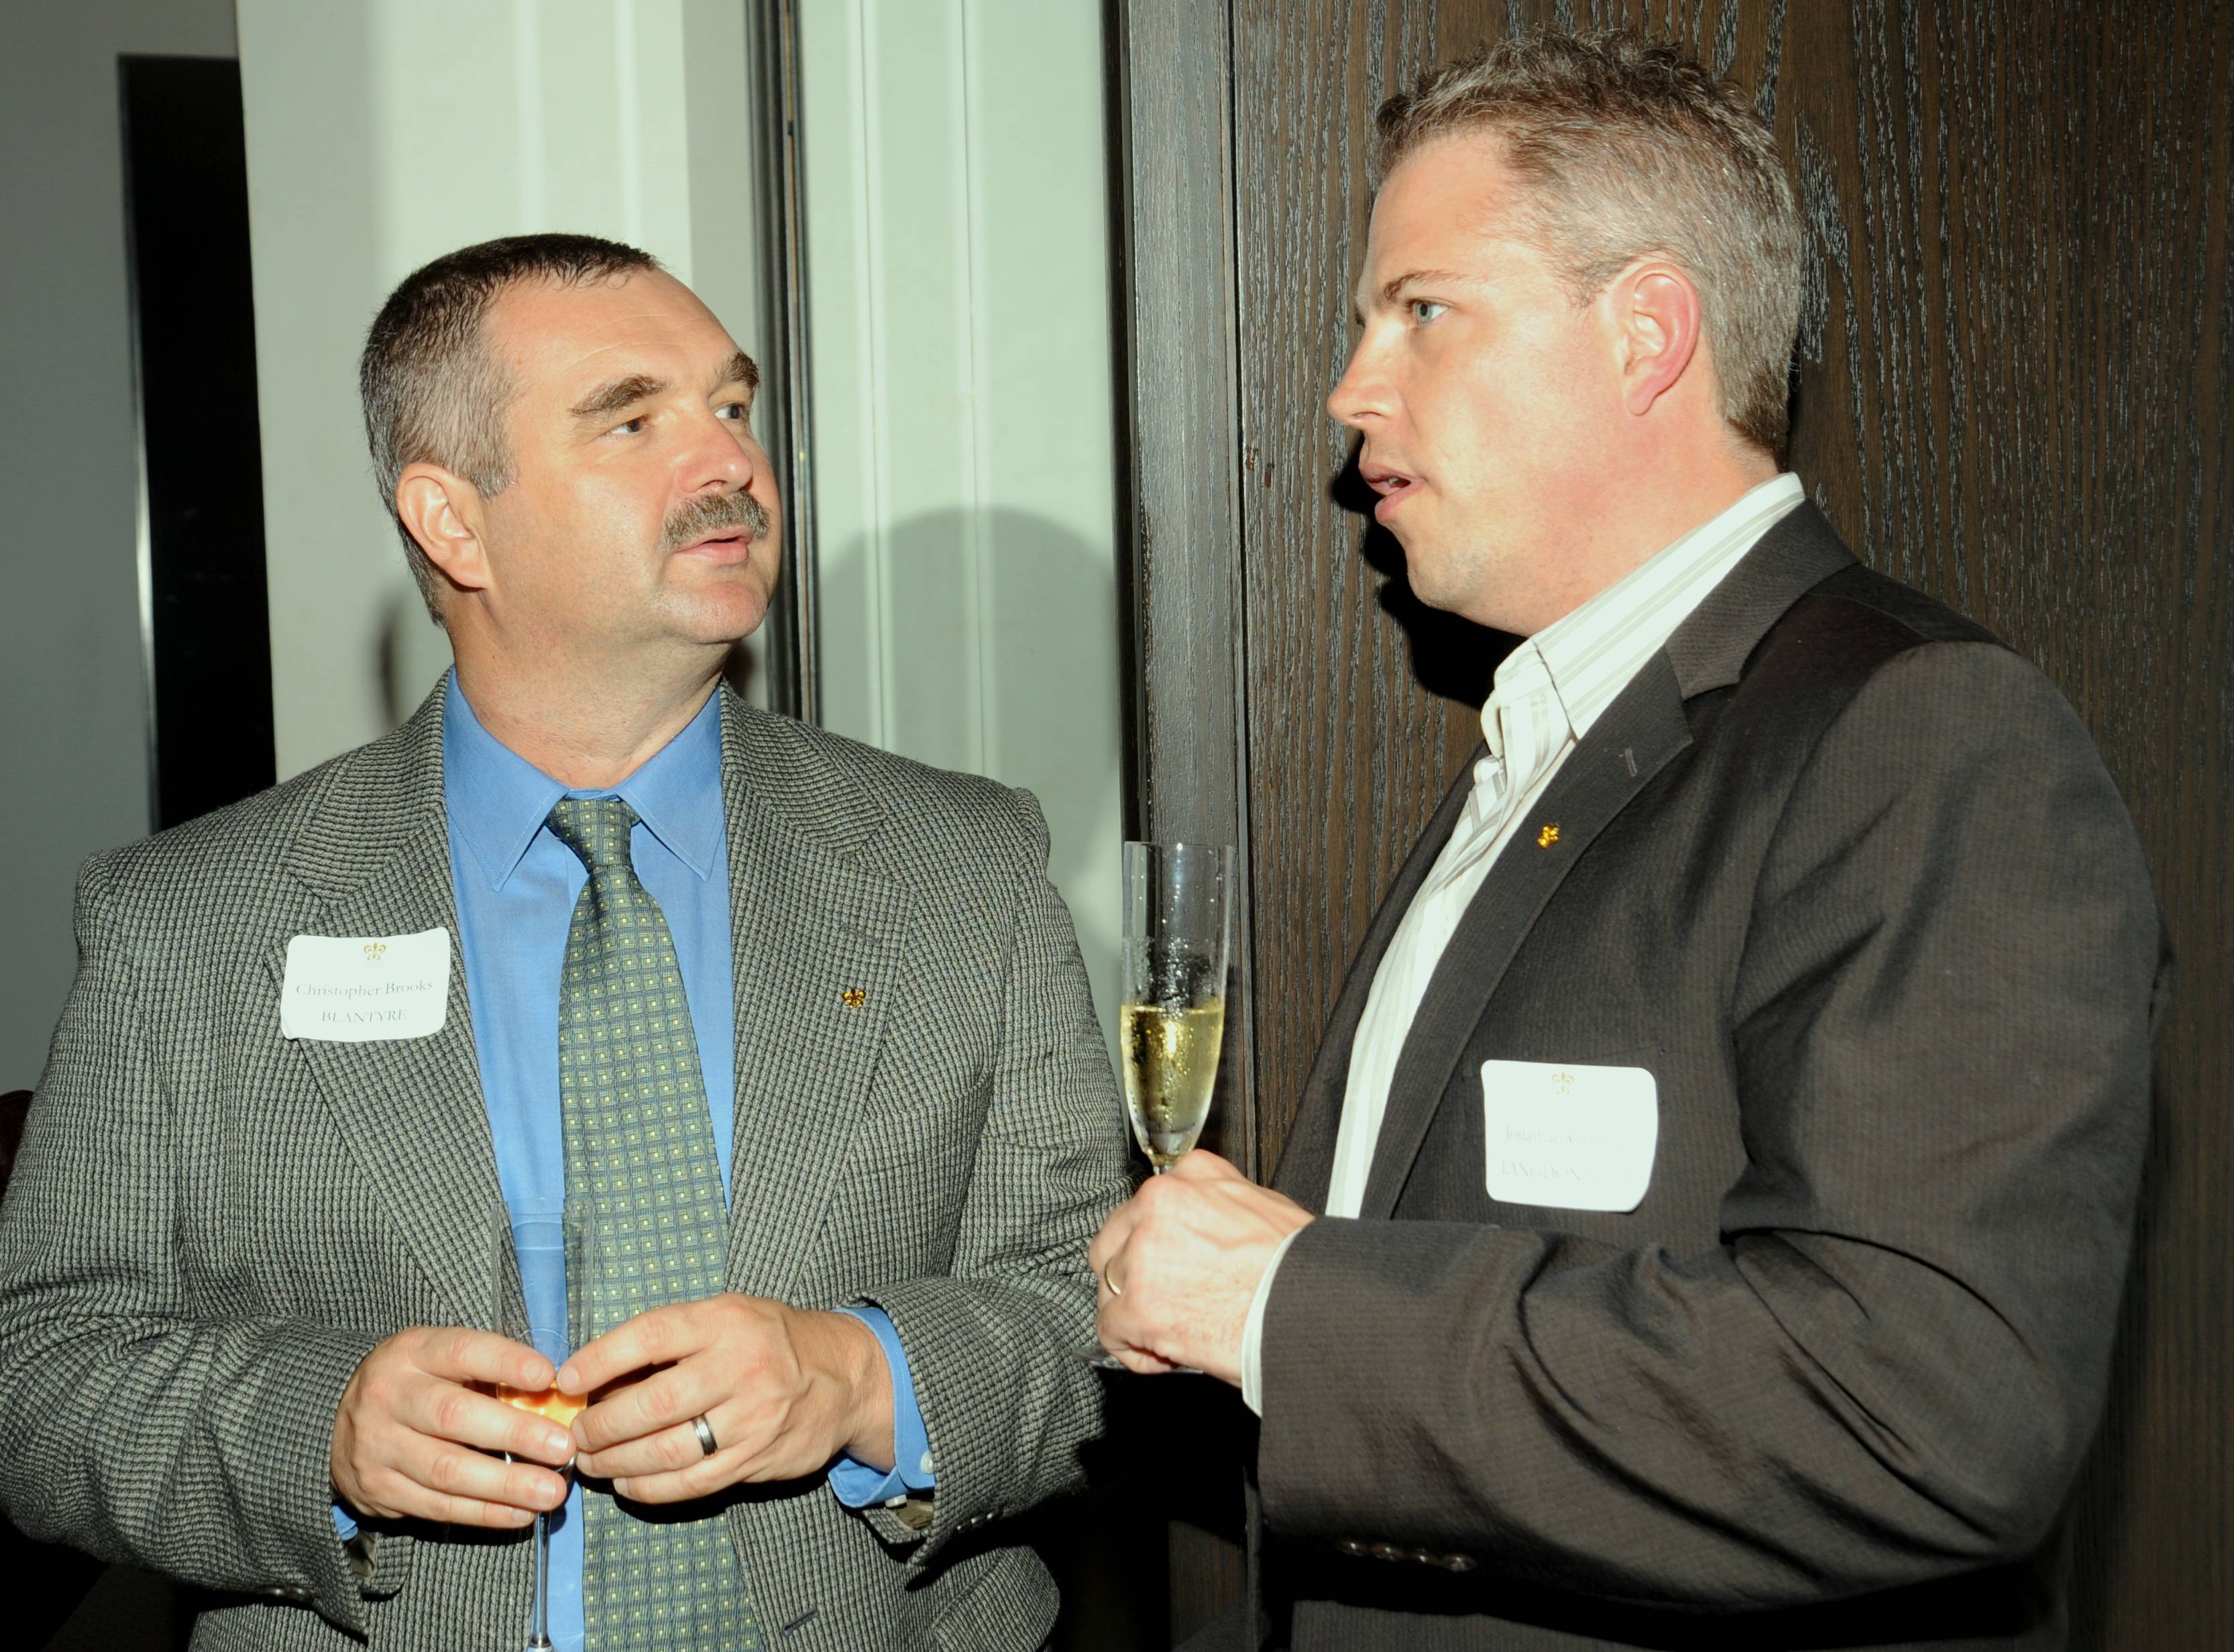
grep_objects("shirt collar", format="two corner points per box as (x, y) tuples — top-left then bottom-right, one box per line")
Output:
(442, 672), (726, 889)
(1484, 472), (1806, 750)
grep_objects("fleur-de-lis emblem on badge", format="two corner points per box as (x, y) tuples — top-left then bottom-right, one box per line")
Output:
(1536, 822), (1561, 849)
(363, 941), (387, 963)
(840, 987), (867, 1009)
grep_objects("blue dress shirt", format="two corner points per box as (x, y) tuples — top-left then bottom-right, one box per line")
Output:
(335, 675), (932, 1652)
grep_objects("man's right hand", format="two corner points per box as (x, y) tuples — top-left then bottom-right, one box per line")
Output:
(330, 1327), (573, 1529)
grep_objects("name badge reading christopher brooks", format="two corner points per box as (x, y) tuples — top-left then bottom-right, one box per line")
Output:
(280, 928), (451, 1042)
(1481, 1058), (1658, 1213)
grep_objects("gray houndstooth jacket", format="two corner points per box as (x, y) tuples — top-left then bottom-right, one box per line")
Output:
(0, 683), (1129, 1651)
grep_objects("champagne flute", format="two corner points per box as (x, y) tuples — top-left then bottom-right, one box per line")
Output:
(1088, 841), (1233, 1370)
(494, 1197), (594, 1652)
(1119, 840), (1232, 1172)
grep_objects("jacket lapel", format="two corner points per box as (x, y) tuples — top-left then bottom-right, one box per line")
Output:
(269, 691), (504, 1326)
(1357, 661), (1695, 1218)
(716, 692), (913, 1299)
(1352, 502), (1857, 1219)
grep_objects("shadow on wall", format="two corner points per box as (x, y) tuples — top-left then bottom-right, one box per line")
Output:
(378, 584), (455, 726)
(820, 507), (1125, 1035)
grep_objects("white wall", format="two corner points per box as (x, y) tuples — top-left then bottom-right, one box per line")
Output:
(797, 0), (1126, 1041)
(235, 0), (768, 777)
(0, 0), (238, 1088)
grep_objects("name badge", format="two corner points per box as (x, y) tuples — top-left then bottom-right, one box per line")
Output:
(1481, 1058), (1657, 1212)
(280, 929), (451, 1042)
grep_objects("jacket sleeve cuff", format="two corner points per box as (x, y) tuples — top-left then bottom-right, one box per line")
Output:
(1242, 1229), (1306, 1417)
(258, 1324), (414, 1626)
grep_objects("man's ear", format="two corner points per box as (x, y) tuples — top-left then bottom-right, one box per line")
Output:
(395, 463), (494, 598)
(1609, 260), (1706, 419)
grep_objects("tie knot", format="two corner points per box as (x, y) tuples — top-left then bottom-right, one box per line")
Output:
(546, 795), (640, 879)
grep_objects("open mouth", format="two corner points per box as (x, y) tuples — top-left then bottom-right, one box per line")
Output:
(1360, 460), (1421, 517)
(677, 531), (757, 561)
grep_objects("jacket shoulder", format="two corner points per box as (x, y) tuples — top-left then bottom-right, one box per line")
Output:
(1759, 561), (2004, 671)
(728, 705), (1044, 864)
(81, 742), (361, 912)
(1693, 562), (2090, 809)
(1730, 561), (2019, 720)
(75, 697), (440, 943)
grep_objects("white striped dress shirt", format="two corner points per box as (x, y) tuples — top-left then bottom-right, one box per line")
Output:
(1239, 471), (1805, 1413)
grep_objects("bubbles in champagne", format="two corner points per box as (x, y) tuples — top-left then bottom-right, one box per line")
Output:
(1121, 999), (1225, 1167)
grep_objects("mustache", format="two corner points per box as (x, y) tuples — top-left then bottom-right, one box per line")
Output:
(663, 490), (771, 551)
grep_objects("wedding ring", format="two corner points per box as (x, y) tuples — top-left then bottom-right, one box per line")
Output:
(1103, 1264), (1124, 1298)
(690, 1415), (719, 1457)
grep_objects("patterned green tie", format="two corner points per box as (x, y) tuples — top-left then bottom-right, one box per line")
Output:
(547, 797), (760, 1652)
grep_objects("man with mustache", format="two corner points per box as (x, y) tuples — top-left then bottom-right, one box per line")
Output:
(1093, 30), (2161, 1652)
(0, 234), (1126, 1651)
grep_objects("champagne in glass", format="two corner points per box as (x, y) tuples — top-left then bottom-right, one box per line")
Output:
(1084, 842), (1235, 1371)
(1120, 841), (1232, 1172)
(494, 1197), (594, 1652)
(1121, 1001), (1225, 1167)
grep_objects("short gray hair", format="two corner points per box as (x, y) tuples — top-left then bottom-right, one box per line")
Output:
(359, 233), (661, 619)
(1375, 28), (1801, 455)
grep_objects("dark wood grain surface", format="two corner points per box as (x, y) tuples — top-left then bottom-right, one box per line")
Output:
(1101, 4), (1258, 1642)
(1115, 0), (1262, 1180)
(1126, 0), (2233, 1642)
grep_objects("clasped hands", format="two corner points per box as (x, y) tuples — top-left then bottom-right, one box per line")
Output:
(1088, 1150), (1315, 1384)
(330, 1296), (893, 1530)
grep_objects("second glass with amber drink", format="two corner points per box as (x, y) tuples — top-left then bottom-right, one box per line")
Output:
(494, 1197), (596, 1652)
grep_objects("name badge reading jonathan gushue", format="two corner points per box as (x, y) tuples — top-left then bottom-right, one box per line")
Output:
(1481, 1058), (1658, 1213)
(280, 928), (450, 1043)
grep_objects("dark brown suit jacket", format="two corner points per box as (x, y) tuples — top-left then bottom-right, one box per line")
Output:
(1249, 506), (2164, 1651)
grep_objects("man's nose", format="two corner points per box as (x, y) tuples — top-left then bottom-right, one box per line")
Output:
(1327, 345), (1384, 429)
(680, 406), (752, 493)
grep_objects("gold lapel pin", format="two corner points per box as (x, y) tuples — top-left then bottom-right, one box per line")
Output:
(1537, 822), (1561, 849)
(840, 987), (868, 1009)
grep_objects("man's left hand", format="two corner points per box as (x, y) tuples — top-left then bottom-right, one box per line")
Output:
(1089, 1151), (1315, 1384)
(559, 1296), (893, 1502)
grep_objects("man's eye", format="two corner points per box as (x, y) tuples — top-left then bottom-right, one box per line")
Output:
(610, 416), (647, 437)
(1409, 299), (1447, 325)
(715, 402), (748, 423)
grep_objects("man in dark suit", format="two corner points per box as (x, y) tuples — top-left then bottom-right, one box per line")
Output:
(0, 234), (1127, 1651)
(1092, 30), (2160, 1651)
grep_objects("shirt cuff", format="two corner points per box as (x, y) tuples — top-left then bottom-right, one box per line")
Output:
(331, 1501), (359, 1541)
(1241, 1229), (1306, 1417)
(825, 1305), (936, 1508)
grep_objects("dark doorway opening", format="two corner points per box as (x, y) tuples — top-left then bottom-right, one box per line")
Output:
(120, 54), (274, 830)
